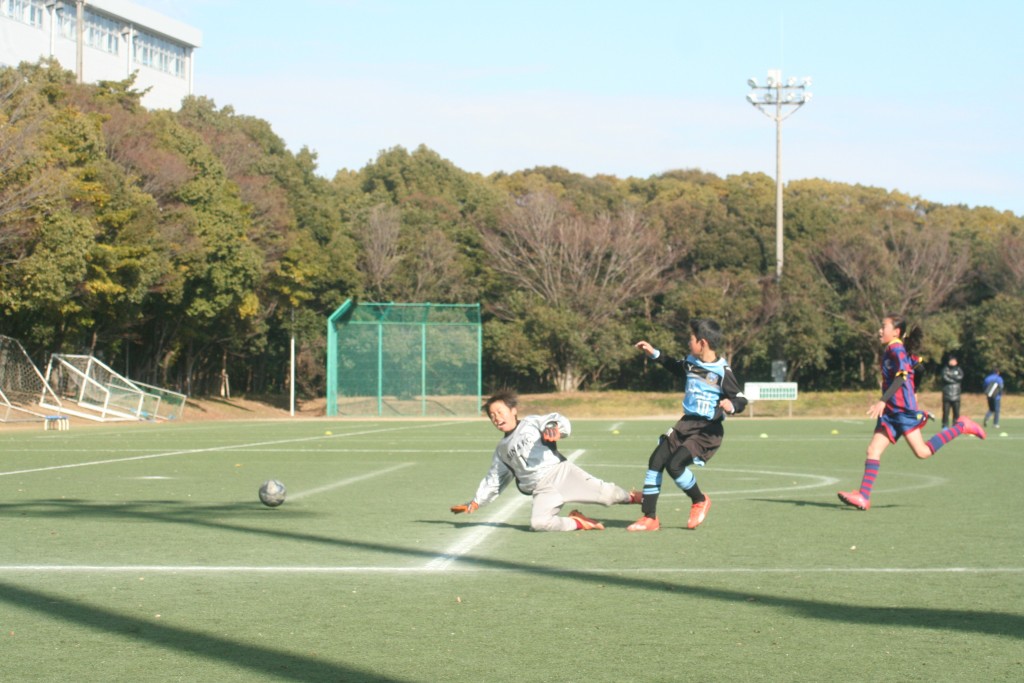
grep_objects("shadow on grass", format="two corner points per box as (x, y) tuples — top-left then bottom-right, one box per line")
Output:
(0, 580), (404, 682)
(751, 498), (898, 511)
(2, 498), (1022, 650)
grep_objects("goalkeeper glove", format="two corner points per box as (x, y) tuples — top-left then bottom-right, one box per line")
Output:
(542, 420), (560, 443)
(450, 501), (479, 514)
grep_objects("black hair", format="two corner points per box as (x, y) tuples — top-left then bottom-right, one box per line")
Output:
(483, 389), (518, 414)
(690, 318), (723, 351)
(886, 313), (923, 356)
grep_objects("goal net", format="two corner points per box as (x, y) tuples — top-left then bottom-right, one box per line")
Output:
(43, 354), (186, 422)
(0, 335), (61, 422)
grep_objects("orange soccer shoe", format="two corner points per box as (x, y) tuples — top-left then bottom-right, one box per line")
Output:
(687, 495), (711, 529)
(568, 509), (605, 531)
(626, 516), (660, 532)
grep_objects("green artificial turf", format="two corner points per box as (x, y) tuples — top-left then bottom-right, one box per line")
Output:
(1, 417), (1021, 681)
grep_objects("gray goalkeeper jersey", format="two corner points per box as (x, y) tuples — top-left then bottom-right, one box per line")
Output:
(473, 413), (571, 505)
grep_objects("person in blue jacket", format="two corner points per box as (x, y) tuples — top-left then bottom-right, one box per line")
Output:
(983, 369), (1004, 429)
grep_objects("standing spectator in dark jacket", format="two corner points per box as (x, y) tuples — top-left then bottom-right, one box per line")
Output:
(940, 356), (963, 428)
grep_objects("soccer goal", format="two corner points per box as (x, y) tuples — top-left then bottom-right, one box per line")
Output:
(0, 335), (63, 422)
(327, 300), (482, 417)
(42, 354), (186, 422)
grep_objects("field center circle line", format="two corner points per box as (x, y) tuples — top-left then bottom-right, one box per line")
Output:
(585, 465), (949, 497)
(587, 464), (840, 496)
(425, 449), (586, 571)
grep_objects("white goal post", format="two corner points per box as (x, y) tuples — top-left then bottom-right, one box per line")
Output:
(42, 354), (186, 422)
(0, 335), (63, 422)
(743, 382), (799, 417)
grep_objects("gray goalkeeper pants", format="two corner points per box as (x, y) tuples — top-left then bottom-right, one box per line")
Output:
(529, 460), (630, 532)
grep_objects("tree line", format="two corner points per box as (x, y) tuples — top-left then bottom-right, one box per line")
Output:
(1, 60), (1021, 399)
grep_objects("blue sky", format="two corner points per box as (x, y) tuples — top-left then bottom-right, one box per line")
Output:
(138, 0), (1023, 215)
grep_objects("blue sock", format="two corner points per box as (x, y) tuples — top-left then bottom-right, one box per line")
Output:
(641, 469), (662, 517)
(674, 469), (695, 491)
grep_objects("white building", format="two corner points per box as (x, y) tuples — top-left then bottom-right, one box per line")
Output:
(0, 0), (202, 110)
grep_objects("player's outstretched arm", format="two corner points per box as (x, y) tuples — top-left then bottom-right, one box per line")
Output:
(542, 420), (561, 443)
(634, 340), (656, 357)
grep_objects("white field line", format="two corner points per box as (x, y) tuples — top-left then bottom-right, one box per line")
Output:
(0, 565), (1020, 575)
(0, 422), (454, 478)
(423, 449), (585, 571)
(287, 463), (414, 501)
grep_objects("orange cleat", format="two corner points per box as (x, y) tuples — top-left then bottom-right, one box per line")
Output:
(626, 516), (660, 532)
(687, 495), (711, 529)
(568, 509), (605, 531)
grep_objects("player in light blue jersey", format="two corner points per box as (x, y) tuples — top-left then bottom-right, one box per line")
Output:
(627, 319), (747, 532)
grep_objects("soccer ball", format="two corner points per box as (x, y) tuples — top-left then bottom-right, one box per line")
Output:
(259, 479), (286, 507)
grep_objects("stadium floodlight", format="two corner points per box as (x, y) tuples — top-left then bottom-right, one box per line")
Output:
(746, 68), (812, 280)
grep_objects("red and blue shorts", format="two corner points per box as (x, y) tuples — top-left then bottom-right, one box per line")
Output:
(876, 409), (928, 444)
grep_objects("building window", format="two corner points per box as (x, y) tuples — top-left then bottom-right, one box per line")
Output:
(56, 3), (120, 55)
(133, 31), (187, 78)
(2, 0), (45, 28)
(85, 11), (119, 54)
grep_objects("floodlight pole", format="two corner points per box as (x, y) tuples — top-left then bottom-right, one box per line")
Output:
(746, 70), (812, 281)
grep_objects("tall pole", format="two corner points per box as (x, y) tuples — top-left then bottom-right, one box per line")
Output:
(289, 311), (296, 417)
(747, 70), (812, 281)
(75, 0), (84, 84)
(775, 108), (783, 278)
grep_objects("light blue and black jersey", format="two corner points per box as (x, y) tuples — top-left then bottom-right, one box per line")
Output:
(682, 355), (732, 420)
(651, 351), (747, 422)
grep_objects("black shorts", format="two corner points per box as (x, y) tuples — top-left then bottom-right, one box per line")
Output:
(666, 416), (724, 463)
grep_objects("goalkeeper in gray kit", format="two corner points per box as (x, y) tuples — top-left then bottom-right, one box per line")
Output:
(451, 389), (640, 531)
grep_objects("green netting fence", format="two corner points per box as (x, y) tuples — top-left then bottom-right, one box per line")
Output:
(326, 300), (482, 417)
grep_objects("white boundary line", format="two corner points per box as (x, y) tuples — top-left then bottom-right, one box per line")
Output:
(288, 463), (414, 501)
(0, 422), (453, 478)
(424, 448), (585, 571)
(0, 565), (1019, 575)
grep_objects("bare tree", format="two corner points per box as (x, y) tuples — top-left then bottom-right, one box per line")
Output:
(404, 227), (466, 301)
(484, 192), (674, 390)
(810, 214), (970, 352)
(355, 203), (401, 299)
(486, 192), (670, 324)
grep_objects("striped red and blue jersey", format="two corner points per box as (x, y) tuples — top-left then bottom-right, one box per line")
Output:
(881, 339), (918, 414)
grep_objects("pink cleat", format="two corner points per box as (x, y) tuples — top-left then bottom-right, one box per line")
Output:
(957, 417), (987, 440)
(837, 490), (870, 511)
